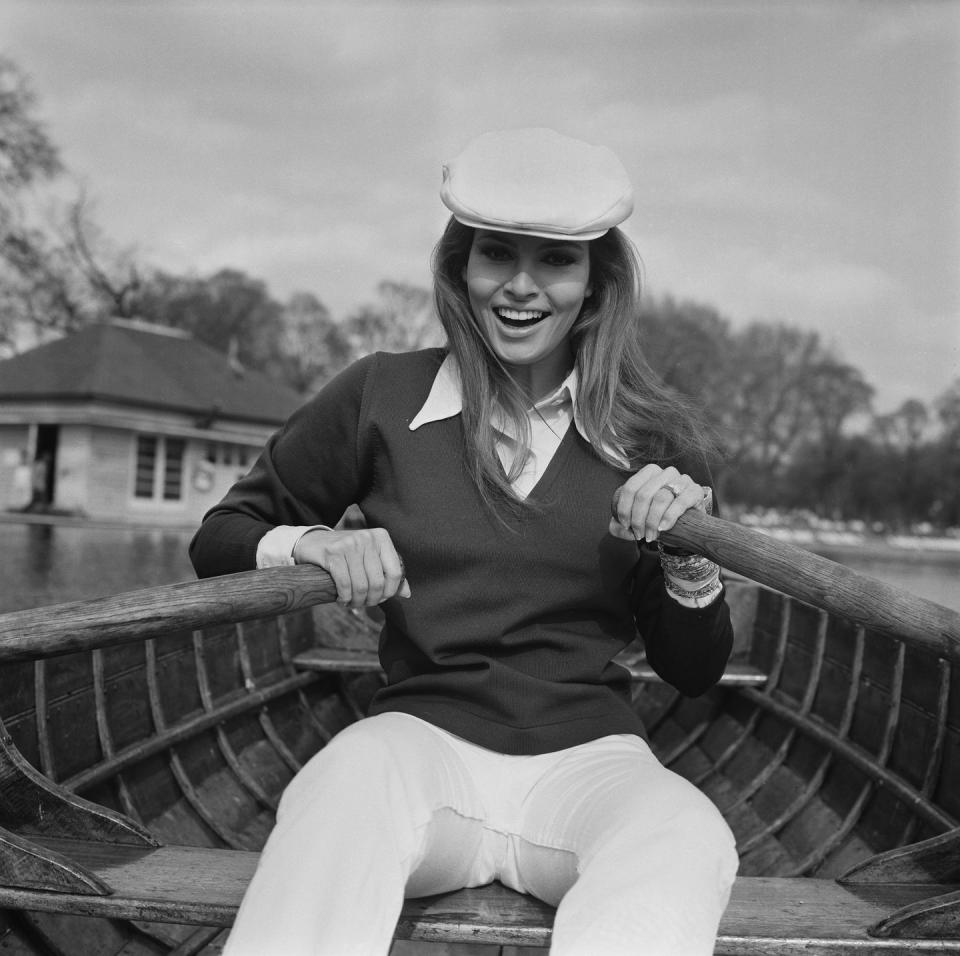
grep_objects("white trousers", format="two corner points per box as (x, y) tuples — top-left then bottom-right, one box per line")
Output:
(224, 713), (738, 956)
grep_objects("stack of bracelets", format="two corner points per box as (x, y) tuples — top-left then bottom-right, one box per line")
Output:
(656, 486), (722, 608)
(657, 546), (723, 607)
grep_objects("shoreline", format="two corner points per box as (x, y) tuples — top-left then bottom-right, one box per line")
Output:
(815, 541), (960, 565)
(0, 511), (197, 534)
(756, 528), (960, 564)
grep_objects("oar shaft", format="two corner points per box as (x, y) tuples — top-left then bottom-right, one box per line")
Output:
(0, 566), (335, 662)
(662, 510), (960, 657)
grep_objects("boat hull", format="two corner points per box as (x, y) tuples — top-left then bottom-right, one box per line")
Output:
(0, 573), (958, 953)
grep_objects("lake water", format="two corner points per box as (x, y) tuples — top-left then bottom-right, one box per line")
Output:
(1, 522), (196, 612)
(814, 546), (959, 613)
(0, 521), (957, 614)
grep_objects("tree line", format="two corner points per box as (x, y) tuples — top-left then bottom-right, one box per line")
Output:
(2, 56), (957, 531)
(638, 300), (959, 530)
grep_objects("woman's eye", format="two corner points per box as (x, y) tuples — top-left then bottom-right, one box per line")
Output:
(480, 245), (513, 262)
(544, 252), (577, 267)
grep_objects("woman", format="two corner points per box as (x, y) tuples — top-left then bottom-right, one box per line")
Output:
(190, 128), (739, 955)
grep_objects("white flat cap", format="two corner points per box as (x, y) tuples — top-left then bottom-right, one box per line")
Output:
(440, 128), (633, 241)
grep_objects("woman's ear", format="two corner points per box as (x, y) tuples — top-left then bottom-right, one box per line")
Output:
(585, 283), (593, 298)
(461, 266), (467, 282)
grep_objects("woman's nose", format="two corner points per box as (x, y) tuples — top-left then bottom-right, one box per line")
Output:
(504, 269), (538, 299)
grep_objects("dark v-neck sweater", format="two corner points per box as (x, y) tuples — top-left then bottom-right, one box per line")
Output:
(190, 349), (733, 755)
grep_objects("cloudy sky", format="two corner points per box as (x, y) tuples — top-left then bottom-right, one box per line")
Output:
(3, 0), (958, 412)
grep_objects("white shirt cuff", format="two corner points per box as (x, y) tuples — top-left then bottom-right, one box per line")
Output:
(256, 525), (329, 568)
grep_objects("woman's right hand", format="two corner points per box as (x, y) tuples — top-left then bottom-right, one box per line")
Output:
(293, 527), (411, 608)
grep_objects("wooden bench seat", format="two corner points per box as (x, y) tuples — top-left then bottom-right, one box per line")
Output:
(2, 837), (958, 952)
(292, 647), (769, 686)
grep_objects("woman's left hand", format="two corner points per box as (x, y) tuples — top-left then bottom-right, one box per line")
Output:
(609, 464), (708, 543)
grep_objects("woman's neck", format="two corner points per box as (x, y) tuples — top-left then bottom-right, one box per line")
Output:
(503, 349), (574, 404)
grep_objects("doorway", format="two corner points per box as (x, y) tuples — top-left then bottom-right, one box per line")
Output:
(30, 424), (59, 510)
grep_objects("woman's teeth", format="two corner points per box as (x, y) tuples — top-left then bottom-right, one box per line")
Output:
(495, 308), (547, 327)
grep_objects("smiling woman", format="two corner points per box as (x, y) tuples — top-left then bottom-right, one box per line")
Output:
(189, 128), (736, 955)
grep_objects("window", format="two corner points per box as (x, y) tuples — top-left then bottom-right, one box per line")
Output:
(204, 441), (254, 471)
(163, 439), (185, 500)
(134, 435), (185, 502)
(134, 436), (158, 498)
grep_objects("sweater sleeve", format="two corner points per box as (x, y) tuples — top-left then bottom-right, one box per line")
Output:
(630, 546), (733, 696)
(189, 354), (376, 578)
(628, 455), (733, 696)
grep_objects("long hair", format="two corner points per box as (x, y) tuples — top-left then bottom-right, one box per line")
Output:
(431, 217), (714, 510)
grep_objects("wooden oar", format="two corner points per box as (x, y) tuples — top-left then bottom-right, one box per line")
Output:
(0, 511), (957, 663)
(0, 564), (336, 663)
(660, 509), (960, 661)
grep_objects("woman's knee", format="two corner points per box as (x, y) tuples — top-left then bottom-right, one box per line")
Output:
(635, 779), (733, 847)
(668, 791), (738, 882)
(560, 761), (737, 887)
(611, 784), (739, 898)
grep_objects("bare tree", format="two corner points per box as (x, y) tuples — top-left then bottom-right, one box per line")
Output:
(343, 280), (443, 358)
(0, 55), (61, 193)
(1, 57), (141, 351)
(0, 56), (63, 350)
(277, 291), (352, 393)
(872, 398), (931, 451)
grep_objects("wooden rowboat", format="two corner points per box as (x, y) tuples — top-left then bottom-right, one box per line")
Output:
(1, 510), (959, 955)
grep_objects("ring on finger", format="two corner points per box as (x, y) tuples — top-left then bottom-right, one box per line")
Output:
(663, 482), (683, 499)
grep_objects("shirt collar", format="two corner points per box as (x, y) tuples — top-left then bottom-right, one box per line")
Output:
(409, 353), (464, 430)
(409, 354), (629, 466)
(409, 351), (577, 433)
(410, 353), (575, 428)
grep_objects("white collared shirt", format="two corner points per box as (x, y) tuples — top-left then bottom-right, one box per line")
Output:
(410, 354), (581, 499)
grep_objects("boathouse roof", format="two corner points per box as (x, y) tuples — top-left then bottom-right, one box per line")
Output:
(0, 319), (304, 426)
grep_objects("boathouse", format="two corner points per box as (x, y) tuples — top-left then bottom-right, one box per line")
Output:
(0, 319), (303, 526)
